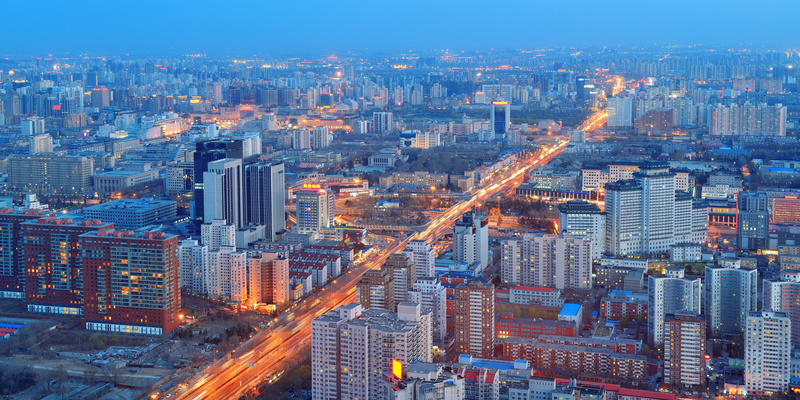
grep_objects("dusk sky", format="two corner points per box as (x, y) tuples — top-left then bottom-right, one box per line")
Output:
(3, 0), (799, 55)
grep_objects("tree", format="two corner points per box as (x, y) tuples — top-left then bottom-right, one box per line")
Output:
(673, 150), (685, 162)
(619, 315), (630, 329)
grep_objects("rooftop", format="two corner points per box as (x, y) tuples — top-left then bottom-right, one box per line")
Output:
(560, 303), (581, 316)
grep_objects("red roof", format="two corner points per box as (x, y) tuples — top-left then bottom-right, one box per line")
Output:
(618, 388), (676, 400)
(484, 372), (496, 383)
(463, 370), (478, 382)
(513, 285), (554, 293)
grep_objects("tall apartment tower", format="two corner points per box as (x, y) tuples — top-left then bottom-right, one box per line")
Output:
(663, 313), (706, 388)
(295, 187), (335, 237)
(745, 311), (792, 394)
(81, 230), (180, 335)
(248, 252), (289, 307)
(704, 264), (757, 337)
(453, 281), (495, 358)
(311, 303), (432, 400)
(384, 253), (416, 309)
(737, 192), (769, 251)
(648, 267), (703, 346)
(405, 239), (435, 278)
(193, 139), (243, 230)
(763, 270), (800, 348)
(201, 219), (235, 251)
(607, 97), (633, 127)
(636, 162), (676, 254)
(22, 217), (113, 315)
(408, 277), (447, 343)
(373, 111), (394, 133)
(501, 233), (593, 290)
(491, 100), (511, 135)
(453, 212), (489, 269)
(604, 180), (643, 256)
(203, 158), (245, 228)
(215, 246), (248, 302)
(244, 162), (286, 241)
(178, 239), (208, 296)
(557, 201), (606, 260)
(356, 269), (394, 311)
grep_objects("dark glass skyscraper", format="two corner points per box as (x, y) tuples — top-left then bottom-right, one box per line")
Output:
(193, 139), (243, 230)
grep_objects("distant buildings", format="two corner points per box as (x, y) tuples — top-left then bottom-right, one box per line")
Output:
(710, 102), (786, 136)
(8, 154), (94, 191)
(607, 97), (633, 127)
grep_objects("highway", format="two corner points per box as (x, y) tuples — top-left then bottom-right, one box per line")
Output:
(153, 111), (603, 400)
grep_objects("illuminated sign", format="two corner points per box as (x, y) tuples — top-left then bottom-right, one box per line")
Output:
(492, 101), (508, 105)
(392, 359), (402, 379)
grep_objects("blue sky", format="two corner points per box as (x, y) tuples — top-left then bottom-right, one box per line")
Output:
(2, 0), (798, 56)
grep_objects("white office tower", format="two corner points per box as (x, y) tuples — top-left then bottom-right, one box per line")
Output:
(704, 264), (757, 337)
(637, 162), (675, 254)
(408, 277), (447, 343)
(373, 111), (394, 133)
(604, 180), (642, 256)
(201, 219), (236, 251)
(29, 133), (53, 154)
(294, 187), (335, 237)
(291, 129), (311, 149)
(405, 239), (435, 278)
(453, 212), (489, 269)
(311, 127), (331, 149)
(692, 199), (709, 244)
(311, 303), (433, 400)
(244, 162), (286, 241)
(178, 239), (208, 295)
(607, 97), (633, 127)
(745, 311), (792, 394)
(203, 158), (245, 228)
(674, 191), (693, 243)
(501, 233), (592, 290)
(763, 270), (800, 348)
(214, 246), (247, 302)
(558, 201), (606, 260)
(648, 267), (702, 346)
(21, 116), (45, 136)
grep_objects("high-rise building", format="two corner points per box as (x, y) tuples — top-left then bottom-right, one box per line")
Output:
(178, 239), (208, 296)
(481, 84), (513, 102)
(710, 102), (786, 136)
(21, 116), (45, 136)
(604, 180), (643, 256)
(22, 217), (112, 315)
(356, 269), (394, 311)
(203, 158), (244, 228)
(91, 87), (111, 109)
(0, 208), (54, 299)
(294, 186), (334, 237)
(373, 111), (394, 133)
(291, 129), (311, 149)
(607, 97), (633, 127)
(737, 192), (769, 251)
(704, 264), (757, 337)
(663, 313), (706, 388)
(193, 139), (243, 229)
(453, 212), (489, 269)
(384, 253), (416, 309)
(244, 162), (286, 241)
(201, 219), (235, 251)
(501, 233), (593, 290)
(491, 101), (510, 135)
(311, 127), (331, 149)
(763, 270), (800, 348)
(311, 303), (432, 400)
(637, 162), (676, 254)
(29, 133), (53, 154)
(248, 252), (289, 307)
(405, 239), (435, 279)
(772, 196), (800, 225)
(745, 311), (792, 394)
(454, 281), (495, 358)
(81, 230), (180, 335)
(408, 277), (447, 343)
(558, 201), (606, 260)
(214, 246), (247, 302)
(8, 155), (94, 191)
(648, 267), (702, 346)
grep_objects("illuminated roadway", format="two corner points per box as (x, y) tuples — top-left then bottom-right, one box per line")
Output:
(155, 111), (604, 400)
